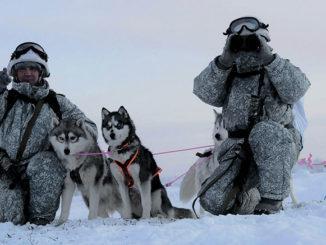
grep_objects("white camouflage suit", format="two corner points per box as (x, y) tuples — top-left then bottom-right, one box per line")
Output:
(193, 51), (310, 215)
(0, 80), (97, 225)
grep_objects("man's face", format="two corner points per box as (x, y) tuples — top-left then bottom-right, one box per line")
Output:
(16, 64), (40, 85)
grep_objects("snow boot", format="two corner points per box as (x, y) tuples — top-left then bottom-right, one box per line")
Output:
(254, 198), (283, 215)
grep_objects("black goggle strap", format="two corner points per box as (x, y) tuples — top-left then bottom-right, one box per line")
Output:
(15, 42), (45, 53)
(11, 46), (48, 61)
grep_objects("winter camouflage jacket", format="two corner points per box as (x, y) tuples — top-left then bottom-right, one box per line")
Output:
(193, 54), (311, 132)
(0, 81), (97, 162)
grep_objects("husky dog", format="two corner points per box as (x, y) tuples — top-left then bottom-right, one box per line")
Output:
(101, 106), (195, 219)
(179, 110), (228, 208)
(49, 118), (125, 225)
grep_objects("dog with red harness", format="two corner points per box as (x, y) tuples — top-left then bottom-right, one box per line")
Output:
(101, 106), (194, 219)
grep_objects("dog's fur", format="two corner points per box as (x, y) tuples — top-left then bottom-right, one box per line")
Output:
(179, 110), (228, 207)
(101, 106), (195, 219)
(49, 118), (126, 225)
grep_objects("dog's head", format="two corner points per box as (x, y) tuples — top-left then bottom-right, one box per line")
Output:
(213, 109), (228, 147)
(49, 118), (91, 159)
(101, 106), (136, 148)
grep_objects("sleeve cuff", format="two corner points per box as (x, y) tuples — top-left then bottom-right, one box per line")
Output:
(265, 54), (285, 74)
(214, 56), (233, 71)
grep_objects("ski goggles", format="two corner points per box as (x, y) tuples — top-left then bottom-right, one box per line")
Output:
(11, 42), (48, 62)
(224, 17), (269, 35)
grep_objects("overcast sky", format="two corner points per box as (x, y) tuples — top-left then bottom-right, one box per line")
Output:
(0, 0), (325, 173)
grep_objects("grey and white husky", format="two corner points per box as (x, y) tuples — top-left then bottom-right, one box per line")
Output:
(49, 118), (124, 225)
(101, 106), (195, 219)
(179, 110), (228, 208)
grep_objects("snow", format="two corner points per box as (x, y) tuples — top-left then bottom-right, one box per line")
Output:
(1, 164), (326, 245)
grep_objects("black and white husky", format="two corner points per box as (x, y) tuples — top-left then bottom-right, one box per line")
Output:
(179, 110), (228, 209)
(49, 118), (126, 225)
(101, 106), (195, 219)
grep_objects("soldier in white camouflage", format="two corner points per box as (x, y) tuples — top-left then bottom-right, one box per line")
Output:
(193, 17), (310, 215)
(0, 42), (97, 225)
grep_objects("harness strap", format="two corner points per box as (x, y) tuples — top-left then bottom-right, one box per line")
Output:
(15, 99), (45, 163)
(152, 167), (162, 178)
(117, 142), (130, 152)
(114, 148), (140, 188)
(14, 99), (45, 223)
(45, 90), (62, 120)
(196, 151), (213, 158)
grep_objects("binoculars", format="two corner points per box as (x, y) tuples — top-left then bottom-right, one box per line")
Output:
(229, 34), (261, 53)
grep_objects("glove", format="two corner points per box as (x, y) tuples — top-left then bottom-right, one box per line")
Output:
(0, 68), (11, 88)
(218, 35), (237, 68)
(6, 163), (27, 189)
(219, 34), (275, 68)
(257, 38), (275, 65)
(6, 165), (22, 189)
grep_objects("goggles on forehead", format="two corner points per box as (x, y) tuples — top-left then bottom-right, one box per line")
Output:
(11, 42), (48, 62)
(224, 17), (269, 35)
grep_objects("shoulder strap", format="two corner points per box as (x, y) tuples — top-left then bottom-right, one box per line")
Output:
(45, 90), (62, 120)
(15, 99), (45, 163)
(0, 89), (62, 126)
(0, 90), (20, 125)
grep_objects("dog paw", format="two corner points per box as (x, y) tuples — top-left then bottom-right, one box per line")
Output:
(121, 212), (132, 219)
(88, 214), (97, 220)
(55, 219), (66, 226)
(141, 212), (151, 219)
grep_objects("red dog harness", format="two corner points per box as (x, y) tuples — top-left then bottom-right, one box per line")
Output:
(114, 148), (162, 188)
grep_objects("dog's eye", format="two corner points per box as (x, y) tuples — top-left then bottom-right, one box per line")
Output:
(57, 136), (65, 143)
(70, 136), (78, 143)
(116, 122), (123, 129)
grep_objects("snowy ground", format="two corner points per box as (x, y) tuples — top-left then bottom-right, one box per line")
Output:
(1, 163), (326, 245)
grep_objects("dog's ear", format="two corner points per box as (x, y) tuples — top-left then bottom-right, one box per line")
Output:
(213, 109), (222, 124)
(51, 117), (60, 128)
(76, 118), (85, 128)
(118, 106), (129, 119)
(102, 107), (110, 120)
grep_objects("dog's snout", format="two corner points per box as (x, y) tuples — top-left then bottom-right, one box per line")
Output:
(64, 148), (70, 155)
(215, 133), (221, 141)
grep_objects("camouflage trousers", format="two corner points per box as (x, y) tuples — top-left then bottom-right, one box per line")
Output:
(0, 151), (65, 225)
(199, 120), (302, 215)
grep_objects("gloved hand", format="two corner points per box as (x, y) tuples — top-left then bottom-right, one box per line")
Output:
(6, 163), (28, 189)
(6, 164), (21, 180)
(219, 34), (275, 68)
(257, 37), (275, 65)
(218, 34), (237, 68)
(0, 68), (11, 88)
